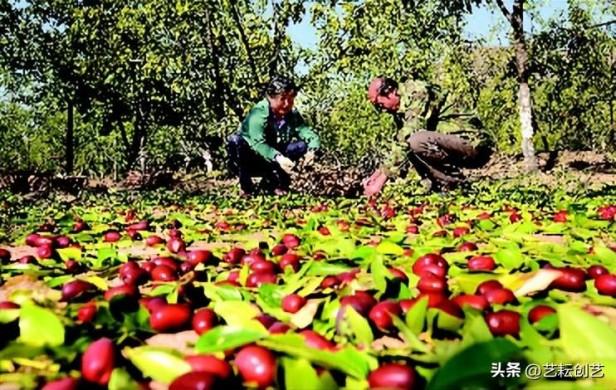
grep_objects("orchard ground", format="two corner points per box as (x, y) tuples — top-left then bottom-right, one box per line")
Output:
(0, 150), (615, 389)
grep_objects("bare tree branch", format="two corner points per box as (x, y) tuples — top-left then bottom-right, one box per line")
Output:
(590, 19), (616, 29)
(494, 0), (512, 24)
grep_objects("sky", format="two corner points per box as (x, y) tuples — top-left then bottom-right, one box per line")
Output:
(287, 1), (572, 49)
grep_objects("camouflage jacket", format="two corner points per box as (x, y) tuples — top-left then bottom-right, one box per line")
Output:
(381, 79), (490, 176)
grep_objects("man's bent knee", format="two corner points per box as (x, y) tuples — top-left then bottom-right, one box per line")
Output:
(406, 131), (431, 154)
(227, 133), (244, 147)
(285, 141), (308, 161)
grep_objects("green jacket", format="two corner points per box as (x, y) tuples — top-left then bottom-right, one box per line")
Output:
(382, 79), (490, 176)
(238, 99), (320, 162)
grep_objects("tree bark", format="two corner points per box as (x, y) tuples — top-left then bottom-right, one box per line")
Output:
(128, 99), (146, 171)
(497, 0), (538, 171)
(512, 0), (537, 171)
(65, 98), (74, 175)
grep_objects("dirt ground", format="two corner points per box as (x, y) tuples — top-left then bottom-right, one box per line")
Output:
(465, 150), (616, 184)
(460, 150), (616, 193)
(177, 150), (616, 194)
(1, 150), (615, 197)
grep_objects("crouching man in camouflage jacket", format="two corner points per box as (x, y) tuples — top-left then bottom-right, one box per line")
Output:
(363, 76), (493, 196)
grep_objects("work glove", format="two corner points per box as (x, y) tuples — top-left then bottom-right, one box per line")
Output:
(275, 154), (295, 174)
(303, 150), (316, 166)
(362, 169), (389, 197)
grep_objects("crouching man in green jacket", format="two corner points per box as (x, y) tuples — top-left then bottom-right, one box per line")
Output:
(227, 76), (321, 196)
(363, 76), (493, 196)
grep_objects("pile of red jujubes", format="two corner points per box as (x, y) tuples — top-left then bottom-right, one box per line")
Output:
(0, 199), (614, 390)
(598, 204), (616, 221)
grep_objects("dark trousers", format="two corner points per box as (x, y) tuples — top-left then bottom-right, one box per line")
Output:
(227, 134), (307, 193)
(407, 131), (492, 190)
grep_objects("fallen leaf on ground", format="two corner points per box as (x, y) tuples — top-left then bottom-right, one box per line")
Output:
(145, 330), (199, 355)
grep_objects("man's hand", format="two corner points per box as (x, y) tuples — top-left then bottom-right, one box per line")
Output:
(363, 169), (389, 197)
(275, 154), (295, 174)
(303, 150), (316, 165)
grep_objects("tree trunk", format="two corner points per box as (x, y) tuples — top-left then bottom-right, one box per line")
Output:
(497, 0), (538, 171)
(65, 99), (74, 175)
(611, 51), (615, 149)
(518, 81), (536, 169)
(512, 0), (537, 171)
(204, 5), (229, 120)
(128, 102), (146, 171)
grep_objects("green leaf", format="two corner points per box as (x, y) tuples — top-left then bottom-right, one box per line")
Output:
(391, 316), (428, 353)
(124, 346), (191, 384)
(452, 273), (498, 295)
(168, 213), (196, 227)
(526, 380), (613, 390)
(72, 233), (94, 243)
(370, 255), (388, 293)
(460, 310), (493, 345)
(376, 241), (404, 255)
(121, 307), (151, 332)
(477, 219), (496, 231)
(213, 301), (262, 327)
(296, 277), (324, 297)
(79, 275), (108, 291)
(283, 357), (321, 390)
(307, 262), (353, 276)
(258, 283), (282, 308)
(56, 247), (82, 261)
(150, 284), (176, 297)
(341, 306), (373, 345)
(345, 376), (368, 390)
(317, 370), (339, 390)
(0, 373), (38, 389)
(18, 304), (64, 347)
(47, 275), (73, 288)
(519, 318), (554, 365)
(493, 248), (525, 269)
(97, 246), (118, 262)
(397, 283), (412, 299)
(259, 334), (377, 379)
(534, 313), (558, 334)
(519, 317), (546, 349)
(350, 246), (377, 261)
(201, 283), (244, 301)
(570, 227), (595, 240)
(434, 309), (463, 332)
(405, 296), (428, 334)
(558, 305), (616, 361)
(109, 368), (140, 390)
(427, 339), (523, 390)
(593, 245), (616, 264)
(313, 238), (356, 257)
(0, 343), (44, 360)
(195, 325), (268, 354)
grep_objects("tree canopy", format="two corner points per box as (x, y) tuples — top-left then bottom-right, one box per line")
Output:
(0, 0), (614, 176)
